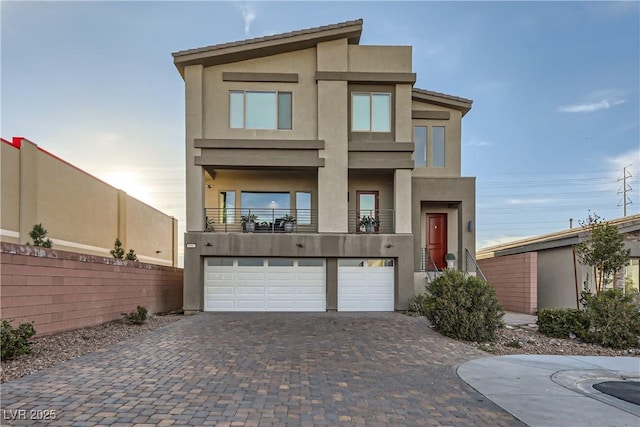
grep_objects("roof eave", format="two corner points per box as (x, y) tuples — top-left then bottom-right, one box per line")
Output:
(173, 20), (363, 78)
(412, 88), (473, 116)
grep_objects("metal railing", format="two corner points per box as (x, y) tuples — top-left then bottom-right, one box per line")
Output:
(347, 209), (395, 234)
(465, 248), (488, 282)
(421, 247), (441, 282)
(204, 208), (318, 233)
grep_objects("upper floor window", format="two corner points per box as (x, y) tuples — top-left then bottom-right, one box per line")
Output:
(230, 91), (292, 130)
(414, 125), (446, 168)
(352, 93), (391, 132)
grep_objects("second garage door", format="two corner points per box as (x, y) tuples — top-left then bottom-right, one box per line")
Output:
(338, 259), (395, 311)
(204, 258), (326, 312)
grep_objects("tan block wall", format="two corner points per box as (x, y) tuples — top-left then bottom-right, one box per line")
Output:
(0, 139), (177, 266)
(477, 252), (538, 314)
(1, 143), (20, 241)
(347, 45), (412, 72)
(0, 243), (183, 336)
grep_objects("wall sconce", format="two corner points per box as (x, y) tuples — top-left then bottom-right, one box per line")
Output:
(205, 242), (212, 246)
(385, 244), (394, 248)
(156, 250), (162, 254)
(296, 243), (304, 248)
(467, 220), (474, 232)
(207, 184), (212, 189)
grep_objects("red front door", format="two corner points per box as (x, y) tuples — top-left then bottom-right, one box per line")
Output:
(426, 213), (447, 270)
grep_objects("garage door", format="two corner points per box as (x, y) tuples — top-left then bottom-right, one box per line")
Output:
(338, 259), (395, 311)
(204, 258), (326, 312)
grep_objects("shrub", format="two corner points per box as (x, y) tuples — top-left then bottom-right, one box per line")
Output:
(1, 320), (36, 361)
(537, 308), (590, 339)
(584, 289), (640, 349)
(125, 249), (138, 262)
(29, 223), (52, 248)
(408, 293), (428, 316)
(110, 238), (125, 259)
(122, 305), (148, 325)
(423, 270), (504, 342)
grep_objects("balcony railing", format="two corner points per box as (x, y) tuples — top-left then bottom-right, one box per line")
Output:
(204, 208), (318, 233)
(348, 209), (395, 234)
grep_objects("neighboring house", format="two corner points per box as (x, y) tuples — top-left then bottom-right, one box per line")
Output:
(1, 137), (179, 266)
(173, 19), (476, 313)
(477, 214), (640, 314)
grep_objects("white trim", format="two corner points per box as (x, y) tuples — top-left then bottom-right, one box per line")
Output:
(0, 229), (19, 238)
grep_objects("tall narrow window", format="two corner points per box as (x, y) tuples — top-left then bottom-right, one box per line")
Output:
(414, 126), (427, 167)
(229, 91), (292, 130)
(432, 126), (445, 167)
(219, 191), (235, 223)
(296, 192), (311, 225)
(229, 92), (244, 128)
(352, 93), (391, 132)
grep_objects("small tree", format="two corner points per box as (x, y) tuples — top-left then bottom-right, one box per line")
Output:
(576, 212), (630, 294)
(29, 224), (52, 248)
(110, 238), (125, 259)
(125, 249), (138, 261)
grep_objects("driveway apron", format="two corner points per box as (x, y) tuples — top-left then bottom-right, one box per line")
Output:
(1, 313), (524, 426)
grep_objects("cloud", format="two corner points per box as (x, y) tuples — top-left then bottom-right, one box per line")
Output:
(558, 89), (626, 113)
(507, 198), (553, 205)
(239, 4), (256, 35)
(465, 138), (492, 147)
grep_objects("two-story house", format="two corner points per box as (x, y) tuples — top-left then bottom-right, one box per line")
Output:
(173, 19), (475, 313)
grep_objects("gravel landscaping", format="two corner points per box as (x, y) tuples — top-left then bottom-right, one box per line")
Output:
(1, 313), (637, 384)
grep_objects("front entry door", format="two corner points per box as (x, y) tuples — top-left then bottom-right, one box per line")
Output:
(426, 213), (447, 270)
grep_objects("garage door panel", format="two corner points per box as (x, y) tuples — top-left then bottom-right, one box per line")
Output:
(338, 260), (394, 312)
(205, 258), (326, 312)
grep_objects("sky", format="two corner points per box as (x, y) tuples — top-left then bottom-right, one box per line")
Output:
(2, 1), (639, 265)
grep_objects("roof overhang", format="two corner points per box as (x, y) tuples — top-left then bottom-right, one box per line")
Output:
(173, 19), (363, 78)
(412, 88), (473, 117)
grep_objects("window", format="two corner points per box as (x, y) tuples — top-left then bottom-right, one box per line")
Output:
(352, 93), (391, 132)
(413, 126), (445, 168)
(296, 192), (311, 225)
(229, 91), (292, 130)
(432, 126), (445, 167)
(240, 192), (290, 223)
(206, 258), (234, 267)
(218, 191), (235, 223)
(238, 258), (263, 267)
(298, 259), (324, 267)
(414, 126), (427, 167)
(268, 258), (294, 267)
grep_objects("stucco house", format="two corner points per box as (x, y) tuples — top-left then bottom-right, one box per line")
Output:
(173, 19), (476, 313)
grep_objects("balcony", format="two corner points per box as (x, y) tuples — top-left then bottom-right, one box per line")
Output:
(204, 208), (318, 233)
(348, 209), (395, 234)
(204, 208), (396, 234)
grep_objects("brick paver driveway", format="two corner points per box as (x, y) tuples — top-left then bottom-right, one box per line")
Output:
(1, 313), (524, 426)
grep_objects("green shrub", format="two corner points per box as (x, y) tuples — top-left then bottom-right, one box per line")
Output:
(125, 249), (138, 261)
(584, 289), (640, 349)
(423, 270), (504, 342)
(537, 308), (590, 338)
(1, 320), (36, 360)
(408, 293), (428, 316)
(29, 223), (52, 248)
(122, 305), (148, 325)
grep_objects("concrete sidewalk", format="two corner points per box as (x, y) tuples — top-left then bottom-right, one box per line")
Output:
(458, 355), (640, 427)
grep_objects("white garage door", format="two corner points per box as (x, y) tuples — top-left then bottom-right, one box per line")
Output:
(338, 259), (395, 311)
(204, 258), (326, 312)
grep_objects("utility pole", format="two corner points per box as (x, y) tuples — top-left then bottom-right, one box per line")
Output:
(617, 164), (633, 217)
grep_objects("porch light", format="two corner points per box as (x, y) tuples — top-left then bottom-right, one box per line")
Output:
(467, 220), (474, 232)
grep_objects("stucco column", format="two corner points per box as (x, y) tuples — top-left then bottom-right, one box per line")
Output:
(394, 169), (412, 233)
(185, 64), (205, 232)
(184, 64), (205, 313)
(18, 139), (38, 244)
(317, 40), (348, 233)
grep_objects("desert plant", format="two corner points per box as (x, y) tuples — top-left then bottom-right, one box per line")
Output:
(422, 269), (504, 342)
(122, 305), (148, 325)
(537, 308), (590, 339)
(282, 214), (296, 224)
(576, 211), (630, 294)
(110, 238), (125, 259)
(29, 223), (52, 248)
(583, 289), (640, 349)
(1, 320), (36, 360)
(240, 214), (258, 224)
(125, 249), (138, 261)
(358, 215), (380, 228)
